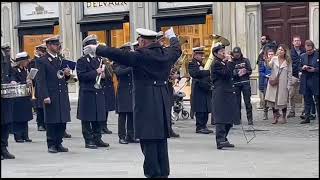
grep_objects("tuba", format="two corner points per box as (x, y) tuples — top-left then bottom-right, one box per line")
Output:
(203, 34), (230, 70)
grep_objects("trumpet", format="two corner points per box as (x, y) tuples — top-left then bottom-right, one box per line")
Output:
(94, 58), (106, 89)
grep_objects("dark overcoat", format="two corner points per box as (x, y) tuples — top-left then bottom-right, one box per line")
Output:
(12, 67), (33, 122)
(102, 61), (116, 112)
(96, 37), (181, 139)
(188, 59), (212, 112)
(36, 53), (71, 124)
(76, 54), (106, 122)
(114, 63), (133, 113)
(1, 49), (16, 125)
(211, 58), (240, 124)
(299, 51), (319, 96)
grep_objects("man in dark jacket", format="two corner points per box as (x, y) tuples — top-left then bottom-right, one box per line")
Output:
(114, 42), (139, 144)
(299, 40), (319, 124)
(232, 47), (253, 125)
(83, 27), (181, 178)
(188, 46), (213, 134)
(11, 52), (34, 143)
(1, 43), (17, 160)
(76, 34), (109, 149)
(287, 35), (306, 118)
(36, 35), (71, 153)
(211, 44), (240, 150)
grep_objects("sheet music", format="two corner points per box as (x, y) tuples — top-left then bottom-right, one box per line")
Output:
(27, 68), (38, 80)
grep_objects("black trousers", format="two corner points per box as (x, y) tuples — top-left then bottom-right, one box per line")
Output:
(12, 122), (29, 140)
(118, 112), (134, 139)
(46, 123), (66, 148)
(100, 111), (109, 128)
(235, 83), (253, 124)
(1, 124), (10, 148)
(140, 139), (170, 178)
(215, 124), (233, 145)
(195, 112), (209, 131)
(36, 108), (45, 127)
(81, 121), (102, 144)
(304, 79), (319, 118)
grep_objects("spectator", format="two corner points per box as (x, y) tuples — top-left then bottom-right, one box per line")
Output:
(259, 48), (274, 120)
(299, 40), (319, 124)
(265, 44), (292, 124)
(257, 35), (278, 109)
(287, 35), (306, 118)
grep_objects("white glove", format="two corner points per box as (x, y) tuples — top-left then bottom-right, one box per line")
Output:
(83, 44), (98, 56)
(165, 27), (176, 39)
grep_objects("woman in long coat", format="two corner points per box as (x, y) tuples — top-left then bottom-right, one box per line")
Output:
(265, 44), (292, 124)
(12, 52), (33, 142)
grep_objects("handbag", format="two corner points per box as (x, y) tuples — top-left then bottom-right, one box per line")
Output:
(269, 68), (283, 86)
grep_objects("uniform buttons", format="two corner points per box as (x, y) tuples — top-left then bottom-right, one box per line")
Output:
(129, 83), (131, 85)
(233, 92), (236, 94)
(154, 81), (156, 84)
(96, 92), (98, 95)
(59, 84), (61, 86)
(59, 90), (61, 92)
(164, 81), (167, 84)
(232, 85), (235, 87)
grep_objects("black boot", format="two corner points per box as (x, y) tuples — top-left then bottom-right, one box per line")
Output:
(169, 129), (180, 138)
(48, 146), (58, 153)
(85, 141), (98, 149)
(56, 144), (69, 152)
(125, 136), (140, 143)
(95, 139), (110, 147)
(248, 119), (253, 125)
(300, 116), (311, 124)
(63, 131), (72, 138)
(1, 147), (15, 159)
(119, 138), (128, 144)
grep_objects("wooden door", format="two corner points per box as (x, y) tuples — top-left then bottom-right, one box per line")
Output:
(262, 2), (309, 47)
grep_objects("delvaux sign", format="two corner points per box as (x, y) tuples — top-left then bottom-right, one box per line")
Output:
(158, 2), (212, 9)
(20, 2), (59, 21)
(83, 2), (129, 15)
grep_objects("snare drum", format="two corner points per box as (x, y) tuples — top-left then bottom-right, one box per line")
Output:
(1, 83), (31, 98)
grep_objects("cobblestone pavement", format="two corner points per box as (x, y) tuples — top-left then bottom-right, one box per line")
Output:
(1, 100), (319, 178)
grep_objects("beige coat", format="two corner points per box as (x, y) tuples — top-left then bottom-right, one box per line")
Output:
(265, 56), (292, 106)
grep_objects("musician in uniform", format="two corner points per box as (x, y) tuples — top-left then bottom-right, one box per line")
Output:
(231, 47), (253, 125)
(1, 42), (16, 160)
(188, 46), (213, 134)
(101, 58), (116, 135)
(76, 34), (109, 149)
(11, 52), (33, 143)
(84, 27), (181, 178)
(211, 43), (240, 150)
(157, 31), (180, 138)
(29, 43), (47, 131)
(36, 35), (71, 153)
(114, 42), (139, 144)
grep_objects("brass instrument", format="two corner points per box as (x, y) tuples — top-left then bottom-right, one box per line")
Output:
(94, 58), (105, 89)
(203, 34), (230, 70)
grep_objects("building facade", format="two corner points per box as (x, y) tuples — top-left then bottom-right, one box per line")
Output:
(2, 2), (319, 98)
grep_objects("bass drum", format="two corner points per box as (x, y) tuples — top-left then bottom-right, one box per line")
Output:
(1, 83), (31, 99)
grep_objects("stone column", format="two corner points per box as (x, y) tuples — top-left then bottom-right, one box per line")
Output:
(60, 2), (82, 93)
(309, 2), (319, 48)
(129, 2), (146, 42)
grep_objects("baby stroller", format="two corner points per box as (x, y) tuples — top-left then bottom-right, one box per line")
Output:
(171, 78), (190, 121)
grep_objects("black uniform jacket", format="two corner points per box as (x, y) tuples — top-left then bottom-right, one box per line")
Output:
(96, 37), (181, 139)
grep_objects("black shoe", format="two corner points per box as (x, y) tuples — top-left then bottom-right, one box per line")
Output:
(119, 139), (128, 144)
(126, 137), (140, 143)
(56, 144), (69, 152)
(24, 138), (32, 142)
(204, 128), (214, 134)
(63, 132), (72, 138)
(300, 112), (306, 119)
(48, 146), (58, 153)
(15, 139), (24, 143)
(300, 119), (310, 124)
(1, 148), (15, 159)
(248, 121), (253, 125)
(169, 130), (180, 138)
(217, 144), (224, 150)
(85, 142), (98, 149)
(102, 127), (112, 134)
(287, 112), (295, 118)
(310, 114), (316, 120)
(196, 129), (211, 134)
(221, 141), (235, 148)
(95, 139), (110, 147)
(38, 126), (46, 131)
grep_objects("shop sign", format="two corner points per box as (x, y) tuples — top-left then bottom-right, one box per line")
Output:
(83, 2), (129, 15)
(20, 2), (59, 21)
(158, 2), (212, 9)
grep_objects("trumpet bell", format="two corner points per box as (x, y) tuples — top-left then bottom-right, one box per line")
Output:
(210, 34), (230, 47)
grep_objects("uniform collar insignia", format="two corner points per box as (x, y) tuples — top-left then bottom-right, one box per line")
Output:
(48, 57), (53, 62)
(221, 61), (225, 65)
(18, 68), (21, 72)
(87, 57), (90, 63)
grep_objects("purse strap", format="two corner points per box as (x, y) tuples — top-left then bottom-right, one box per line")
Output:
(276, 68), (283, 79)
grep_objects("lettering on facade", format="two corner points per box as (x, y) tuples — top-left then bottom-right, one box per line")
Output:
(20, 2), (59, 21)
(85, 2), (128, 8)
